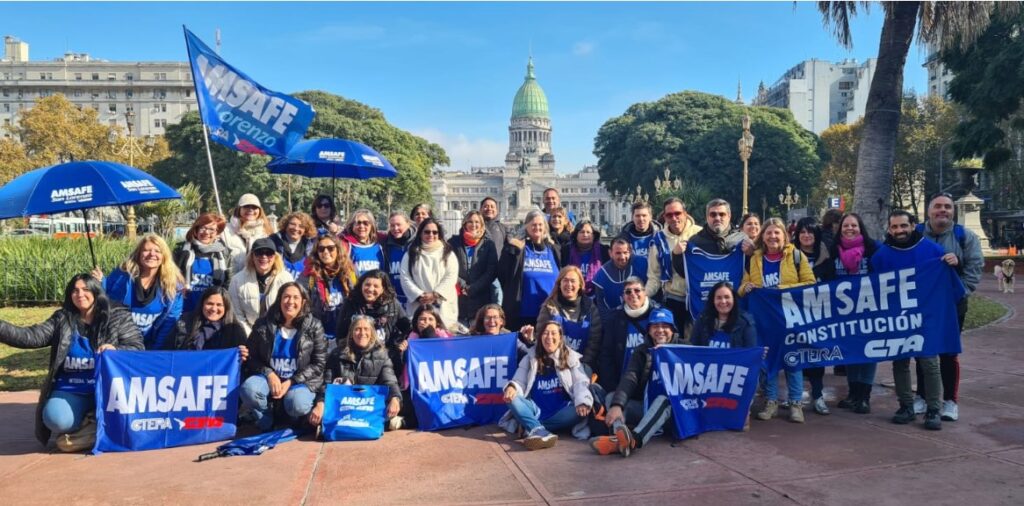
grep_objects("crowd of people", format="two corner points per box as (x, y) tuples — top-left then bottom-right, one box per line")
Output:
(0, 187), (983, 457)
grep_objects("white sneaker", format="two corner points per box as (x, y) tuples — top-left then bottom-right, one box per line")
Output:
(913, 396), (927, 415)
(813, 396), (831, 415)
(387, 416), (405, 431)
(941, 400), (959, 421)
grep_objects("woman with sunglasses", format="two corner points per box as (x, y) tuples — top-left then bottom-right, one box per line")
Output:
(297, 235), (358, 345)
(310, 195), (342, 237)
(271, 212), (317, 280)
(224, 193), (275, 273)
(174, 213), (232, 313)
(228, 238), (295, 335)
(341, 209), (386, 278)
(448, 211), (498, 327)
(400, 218), (460, 330)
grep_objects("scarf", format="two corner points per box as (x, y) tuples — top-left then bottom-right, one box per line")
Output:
(624, 298), (650, 319)
(193, 320), (222, 350)
(182, 239), (229, 289)
(462, 229), (482, 247)
(421, 239), (444, 252)
(279, 233), (309, 264)
(838, 235), (865, 274)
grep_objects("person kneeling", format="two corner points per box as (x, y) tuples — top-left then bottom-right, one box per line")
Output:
(241, 282), (327, 432)
(501, 321), (593, 450)
(591, 308), (681, 458)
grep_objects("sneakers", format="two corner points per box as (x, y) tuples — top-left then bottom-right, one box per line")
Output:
(756, 400), (778, 421)
(892, 405), (916, 425)
(924, 409), (943, 430)
(913, 396), (927, 415)
(613, 422), (635, 458)
(941, 400), (959, 421)
(387, 416), (405, 431)
(523, 428), (558, 451)
(590, 436), (620, 455)
(788, 403), (805, 423)
(813, 396), (831, 415)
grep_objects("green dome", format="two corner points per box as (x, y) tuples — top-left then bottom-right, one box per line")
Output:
(511, 58), (549, 119)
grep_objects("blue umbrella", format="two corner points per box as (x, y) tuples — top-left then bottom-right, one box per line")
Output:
(0, 160), (182, 266)
(266, 138), (397, 192)
(196, 428), (298, 461)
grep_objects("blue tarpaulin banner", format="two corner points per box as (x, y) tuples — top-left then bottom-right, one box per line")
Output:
(322, 384), (387, 441)
(747, 259), (966, 373)
(407, 333), (516, 431)
(653, 345), (761, 439)
(684, 244), (746, 320)
(184, 27), (315, 157)
(93, 349), (240, 454)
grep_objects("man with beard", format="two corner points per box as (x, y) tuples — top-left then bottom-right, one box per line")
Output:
(915, 193), (983, 422)
(686, 198), (751, 254)
(592, 239), (643, 317)
(871, 210), (952, 431)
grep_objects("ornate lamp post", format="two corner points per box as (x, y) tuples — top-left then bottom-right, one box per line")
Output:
(109, 109), (154, 240)
(778, 185), (800, 218)
(738, 113), (755, 214)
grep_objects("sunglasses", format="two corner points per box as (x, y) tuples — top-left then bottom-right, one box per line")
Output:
(253, 249), (275, 258)
(316, 202), (332, 209)
(421, 229), (440, 236)
(318, 245), (337, 253)
(624, 288), (643, 295)
(664, 211), (684, 218)
(354, 220), (372, 227)
(708, 212), (729, 218)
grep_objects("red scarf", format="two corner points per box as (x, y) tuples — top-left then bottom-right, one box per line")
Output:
(462, 229), (482, 247)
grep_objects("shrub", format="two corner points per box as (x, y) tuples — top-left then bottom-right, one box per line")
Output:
(0, 237), (138, 303)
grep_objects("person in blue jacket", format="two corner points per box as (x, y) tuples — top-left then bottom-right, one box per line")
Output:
(94, 233), (184, 350)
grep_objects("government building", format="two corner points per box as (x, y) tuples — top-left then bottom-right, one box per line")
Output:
(432, 58), (623, 234)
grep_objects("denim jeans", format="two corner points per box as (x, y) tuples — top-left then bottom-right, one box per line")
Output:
(764, 369), (804, 403)
(507, 395), (581, 433)
(42, 390), (93, 433)
(239, 375), (316, 431)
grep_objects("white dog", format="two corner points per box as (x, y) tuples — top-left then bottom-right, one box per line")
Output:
(997, 259), (1015, 294)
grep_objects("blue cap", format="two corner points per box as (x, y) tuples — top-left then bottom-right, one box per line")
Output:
(647, 308), (676, 331)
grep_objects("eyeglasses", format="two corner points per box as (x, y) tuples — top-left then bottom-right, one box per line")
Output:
(624, 288), (643, 295)
(197, 226), (218, 234)
(664, 211), (684, 218)
(318, 245), (337, 253)
(421, 229), (440, 236)
(253, 250), (275, 258)
(354, 220), (372, 227)
(483, 315), (503, 322)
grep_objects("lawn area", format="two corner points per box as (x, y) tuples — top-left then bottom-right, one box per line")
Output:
(0, 294), (1011, 392)
(0, 306), (57, 391)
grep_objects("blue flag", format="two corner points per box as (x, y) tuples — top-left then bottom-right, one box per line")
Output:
(747, 259), (966, 374)
(654, 345), (761, 439)
(322, 384), (387, 441)
(93, 349), (240, 454)
(684, 244), (746, 320)
(183, 27), (315, 157)
(407, 333), (516, 431)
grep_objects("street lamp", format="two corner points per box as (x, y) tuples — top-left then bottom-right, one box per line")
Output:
(738, 113), (755, 214)
(109, 109), (154, 240)
(778, 185), (800, 219)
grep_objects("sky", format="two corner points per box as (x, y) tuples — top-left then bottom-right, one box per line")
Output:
(1, 1), (933, 173)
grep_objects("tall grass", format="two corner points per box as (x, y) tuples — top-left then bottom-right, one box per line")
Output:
(0, 237), (137, 303)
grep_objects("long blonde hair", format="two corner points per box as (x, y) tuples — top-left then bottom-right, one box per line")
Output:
(119, 233), (183, 300)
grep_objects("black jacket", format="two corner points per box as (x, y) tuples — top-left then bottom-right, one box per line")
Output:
(598, 301), (660, 392)
(448, 234), (498, 322)
(0, 307), (143, 445)
(484, 218), (508, 252)
(335, 298), (410, 375)
(321, 342), (401, 404)
(497, 240), (563, 328)
(246, 315), (327, 393)
(690, 311), (758, 349)
(535, 295), (604, 368)
(170, 311), (248, 351)
(688, 226), (748, 255)
(611, 333), (684, 408)
(817, 238), (880, 281)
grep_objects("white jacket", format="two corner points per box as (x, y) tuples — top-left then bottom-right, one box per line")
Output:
(500, 347), (594, 439)
(228, 267), (294, 335)
(222, 217), (272, 274)
(400, 246), (460, 329)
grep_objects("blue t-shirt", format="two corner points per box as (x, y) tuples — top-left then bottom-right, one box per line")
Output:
(531, 368), (572, 421)
(520, 246), (558, 318)
(53, 331), (96, 394)
(184, 256), (215, 313)
(762, 257), (781, 288)
(271, 328), (299, 380)
(621, 317), (648, 374)
(350, 243), (385, 277)
(386, 243), (409, 305)
(708, 329), (732, 349)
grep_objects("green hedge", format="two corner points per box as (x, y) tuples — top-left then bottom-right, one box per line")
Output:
(0, 237), (138, 304)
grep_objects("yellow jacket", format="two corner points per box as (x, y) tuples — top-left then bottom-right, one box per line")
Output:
(742, 243), (816, 291)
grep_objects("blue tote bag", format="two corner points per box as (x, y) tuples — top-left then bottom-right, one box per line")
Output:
(322, 384), (387, 441)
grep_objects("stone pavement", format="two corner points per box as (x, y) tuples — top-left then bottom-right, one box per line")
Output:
(1, 277), (1022, 505)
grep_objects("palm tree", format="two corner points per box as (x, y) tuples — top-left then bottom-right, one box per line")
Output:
(817, 1), (1019, 233)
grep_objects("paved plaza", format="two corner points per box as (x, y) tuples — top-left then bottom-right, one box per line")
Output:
(1, 276), (1022, 505)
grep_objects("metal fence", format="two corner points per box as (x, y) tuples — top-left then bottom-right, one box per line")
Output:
(0, 259), (97, 304)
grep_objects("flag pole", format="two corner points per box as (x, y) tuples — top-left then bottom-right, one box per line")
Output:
(183, 25), (224, 216)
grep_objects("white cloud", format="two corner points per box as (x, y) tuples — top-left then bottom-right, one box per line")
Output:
(573, 41), (596, 56)
(413, 128), (507, 170)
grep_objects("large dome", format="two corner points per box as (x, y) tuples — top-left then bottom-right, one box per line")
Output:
(511, 57), (549, 119)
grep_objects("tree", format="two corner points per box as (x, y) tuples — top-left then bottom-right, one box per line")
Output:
(594, 91), (825, 218)
(138, 183), (203, 237)
(892, 93), (958, 215)
(0, 138), (31, 185)
(817, 1), (1019, 233)
(813, 121), (861, 211)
